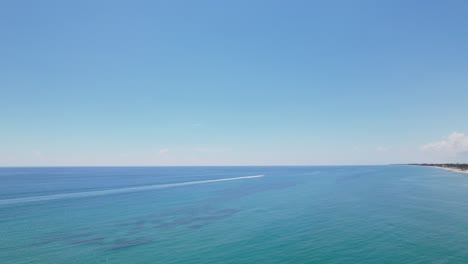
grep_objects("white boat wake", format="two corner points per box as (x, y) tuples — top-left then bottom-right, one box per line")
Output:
(0, 175), (264, 206)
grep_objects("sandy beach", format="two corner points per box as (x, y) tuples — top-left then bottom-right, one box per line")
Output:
(432, 166), (468, 175)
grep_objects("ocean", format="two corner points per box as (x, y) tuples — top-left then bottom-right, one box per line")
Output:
(1, 166), (468, 263)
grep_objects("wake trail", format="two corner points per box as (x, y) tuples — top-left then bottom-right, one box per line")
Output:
(0, 174), (264, 206)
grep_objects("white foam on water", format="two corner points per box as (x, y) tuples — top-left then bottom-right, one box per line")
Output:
(0, 174), (264, 206)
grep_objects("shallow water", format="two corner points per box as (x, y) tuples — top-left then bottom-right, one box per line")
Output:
(1, 166), (468, 263)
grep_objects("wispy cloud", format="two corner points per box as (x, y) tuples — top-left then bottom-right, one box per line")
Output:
(376, 146), (389, 152)
(421, 132), (468, 153)
(352, 146), (361, 152)
(158, 148), (170, 155)
(32, 150), (43, 158)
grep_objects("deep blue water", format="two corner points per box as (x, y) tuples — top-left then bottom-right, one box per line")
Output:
(2, 166), (468, 263)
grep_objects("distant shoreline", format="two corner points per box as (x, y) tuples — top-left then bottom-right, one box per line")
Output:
(430, 166), (468, 175)
(406, 164), (468, 175)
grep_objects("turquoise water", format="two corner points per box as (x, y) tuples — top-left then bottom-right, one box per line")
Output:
(2, 166), (468, 263)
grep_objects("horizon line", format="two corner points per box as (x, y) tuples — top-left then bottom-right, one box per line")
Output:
(0, 164), (392, 168)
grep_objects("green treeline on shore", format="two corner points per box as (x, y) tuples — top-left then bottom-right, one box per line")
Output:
(408, 163), (468, 171)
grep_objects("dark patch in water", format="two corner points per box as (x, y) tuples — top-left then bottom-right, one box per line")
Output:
(149, 208), (241, 230)
(188, 224), (204, 229)
(32, 205), (242, 251)
(34, 229), (155, 251)
(107, 238), (153, 251)
(132, 225), (146, 231)
(114, 206), (242, 235)
(134, 219), (147, 226)
(70, 237), (105, 245)
(151, 219), (163, 225)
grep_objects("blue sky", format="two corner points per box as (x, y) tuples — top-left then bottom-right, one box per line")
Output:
(1, 0), (468, 166)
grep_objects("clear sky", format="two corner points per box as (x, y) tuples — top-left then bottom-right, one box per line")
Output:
(1, 0), (468, 166)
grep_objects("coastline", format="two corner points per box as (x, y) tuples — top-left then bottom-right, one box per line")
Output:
(403, 164), (468, 175)
(429, 166), (468, 175)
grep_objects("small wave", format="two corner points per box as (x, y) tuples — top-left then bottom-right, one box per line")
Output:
(0, 175), (264, 206)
